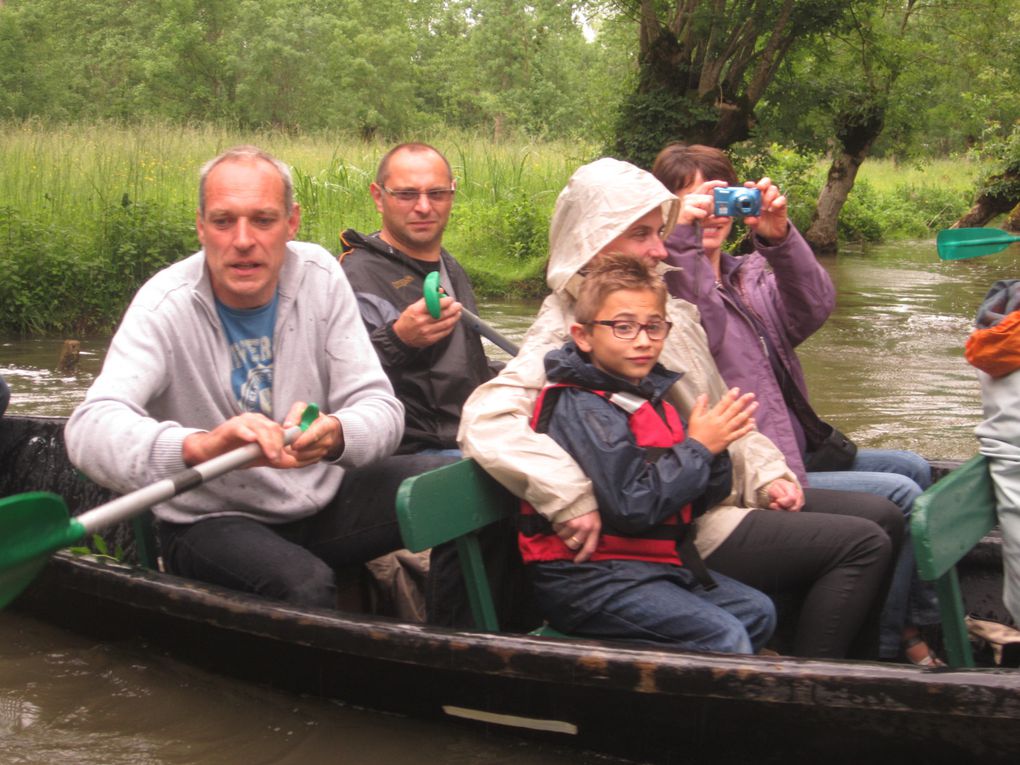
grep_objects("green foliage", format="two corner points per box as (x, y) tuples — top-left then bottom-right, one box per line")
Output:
(826, 175), (971, 242)
(0, 207), (91, 333)
(0, 0), (624, 141)
(0, 122), (595, 331)
(95, 200), (197, 311)
(0, 120), (985, 333)
(613, 88), (717, 168)
(69, 532), (124, 562)
(762, 0), (1020, 160)
(613, 0), (855, 156)
(973, 124), (1020, 203)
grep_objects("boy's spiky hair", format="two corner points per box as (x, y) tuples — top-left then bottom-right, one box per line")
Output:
(575, 252), (668, 325)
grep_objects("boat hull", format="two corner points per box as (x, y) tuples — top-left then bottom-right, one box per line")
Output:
(3, 415), (1020, 762)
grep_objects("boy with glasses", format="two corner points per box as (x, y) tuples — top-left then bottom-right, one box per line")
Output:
(518, 252), (775, 652)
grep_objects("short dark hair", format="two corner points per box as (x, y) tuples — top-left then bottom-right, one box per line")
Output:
(199, 145), (294, 215)
(375, 143), (452, 186)
(574, 252), (667, 325)
(651, 143), (738, 193)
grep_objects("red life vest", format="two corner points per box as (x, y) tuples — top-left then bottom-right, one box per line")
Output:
(519, 383), (694, 566)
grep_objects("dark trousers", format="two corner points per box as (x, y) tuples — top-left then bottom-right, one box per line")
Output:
(706, 488), (901, 659)
(158, 453), (455, 609)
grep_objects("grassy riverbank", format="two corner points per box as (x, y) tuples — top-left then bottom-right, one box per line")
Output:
(0, 121), (984, 333)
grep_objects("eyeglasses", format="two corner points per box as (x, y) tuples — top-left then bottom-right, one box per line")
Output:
(587, 319), (673, 340)
(381, 186), (456, 204)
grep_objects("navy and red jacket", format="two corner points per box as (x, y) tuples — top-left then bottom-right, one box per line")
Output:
(519, 341), (733, 566)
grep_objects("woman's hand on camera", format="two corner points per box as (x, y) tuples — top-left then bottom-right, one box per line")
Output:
(743, 177), (789, 243)
(677, 179), (726, 227)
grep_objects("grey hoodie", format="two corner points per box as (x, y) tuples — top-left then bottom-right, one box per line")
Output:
(66, 241), (404, 525)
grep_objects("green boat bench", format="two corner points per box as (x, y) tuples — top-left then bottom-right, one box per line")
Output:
(912, 454), (999, 668)
(396, 458), (565, 636)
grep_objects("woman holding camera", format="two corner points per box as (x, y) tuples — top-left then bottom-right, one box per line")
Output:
(651, 143), (941, 666)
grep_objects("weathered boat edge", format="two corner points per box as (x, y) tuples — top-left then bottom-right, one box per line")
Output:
(4, 414), (1020, 762)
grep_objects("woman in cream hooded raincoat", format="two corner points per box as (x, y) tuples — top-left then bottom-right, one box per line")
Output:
(458, 158), (899, 658)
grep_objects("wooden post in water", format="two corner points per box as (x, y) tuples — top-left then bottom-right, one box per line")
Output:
(57, 340), (80, 374)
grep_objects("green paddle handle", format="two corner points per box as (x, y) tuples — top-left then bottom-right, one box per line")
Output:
(420, 269), (520, 356)
(423, 271), (442, 319)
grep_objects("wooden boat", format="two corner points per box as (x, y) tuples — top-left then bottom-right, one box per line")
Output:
(2, 414), (1019, 763)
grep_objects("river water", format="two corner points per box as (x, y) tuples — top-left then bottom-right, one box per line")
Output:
(2, 239), (1019, 763)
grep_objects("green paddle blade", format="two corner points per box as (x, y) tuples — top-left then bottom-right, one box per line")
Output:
(937, 228), (1020, 260)
(0, 492), (85, 608)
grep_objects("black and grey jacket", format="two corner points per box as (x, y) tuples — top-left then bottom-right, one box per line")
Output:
(340, 229), (497, 452)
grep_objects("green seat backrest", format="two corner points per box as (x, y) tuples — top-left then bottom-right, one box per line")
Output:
(396, 459), (518, 631)
(131, 511), (159, 571)
(912, 455), (998, 668)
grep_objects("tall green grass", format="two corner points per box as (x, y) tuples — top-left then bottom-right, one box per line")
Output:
(0, 121), (984, 334)
(0, 121), (594, 332)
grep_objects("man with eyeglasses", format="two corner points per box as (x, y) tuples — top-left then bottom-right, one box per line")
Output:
(341, 142), (499, 455)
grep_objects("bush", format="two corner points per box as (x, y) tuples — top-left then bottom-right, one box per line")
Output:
(0, 200), (195, 334)
(94, 199), (197, 315)
(0, 207), (93, 333)
(449, 190), (551, 297)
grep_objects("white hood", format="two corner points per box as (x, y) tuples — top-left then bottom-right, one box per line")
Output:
(546, 158), (679, 296)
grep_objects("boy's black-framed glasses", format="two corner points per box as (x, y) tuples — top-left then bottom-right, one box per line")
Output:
(381, 186), (456, 204)
(586, 320), (673, 340)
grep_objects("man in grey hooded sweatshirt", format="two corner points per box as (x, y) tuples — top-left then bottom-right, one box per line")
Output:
(66, 146), (445, 610)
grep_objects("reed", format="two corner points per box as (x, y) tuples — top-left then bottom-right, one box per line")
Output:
(0, 121), (982, 333)
(0, 121), (593, 332)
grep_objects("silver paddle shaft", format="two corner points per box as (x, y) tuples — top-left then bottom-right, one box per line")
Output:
(77, 425), (303, 534)
(462, 308), (520, 356)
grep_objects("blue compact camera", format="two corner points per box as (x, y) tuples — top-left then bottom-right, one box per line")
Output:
(712, 187), (762, 217)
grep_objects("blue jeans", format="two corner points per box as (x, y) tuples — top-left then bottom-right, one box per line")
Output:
(808, 448), (940, 658)
(529, 560), (776, 654)
(158, 453), (457, 609)
(416, 447), (463, 458)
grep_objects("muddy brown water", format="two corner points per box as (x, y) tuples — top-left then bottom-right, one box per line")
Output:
(2, 239), (1019, 763)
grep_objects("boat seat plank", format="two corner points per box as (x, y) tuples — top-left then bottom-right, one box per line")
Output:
(396, 458), (567, 636)
(396, 459), (517, 552)
(912, 454), (999, 668)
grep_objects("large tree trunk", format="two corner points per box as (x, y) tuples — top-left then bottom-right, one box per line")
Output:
(806, 153), (866, 254)
(613, 0), (811, 165)
(805, 104), (885, 254)
(953, 169), (1020, 229)
(1008, 203), (1020, 232)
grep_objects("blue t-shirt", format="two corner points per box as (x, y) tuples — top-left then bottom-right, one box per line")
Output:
(215, 292), (279, 417)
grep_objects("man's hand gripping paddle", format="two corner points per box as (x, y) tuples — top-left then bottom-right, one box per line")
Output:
(0, 404), (320, 609)
(423, 271), (520, 356)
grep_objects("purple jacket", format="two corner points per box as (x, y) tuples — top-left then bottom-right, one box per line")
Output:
(663, 224), (835, 484)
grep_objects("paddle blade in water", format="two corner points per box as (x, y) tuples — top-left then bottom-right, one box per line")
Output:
(0, 492), (83, 608)
(937, 228), (1020, 260)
